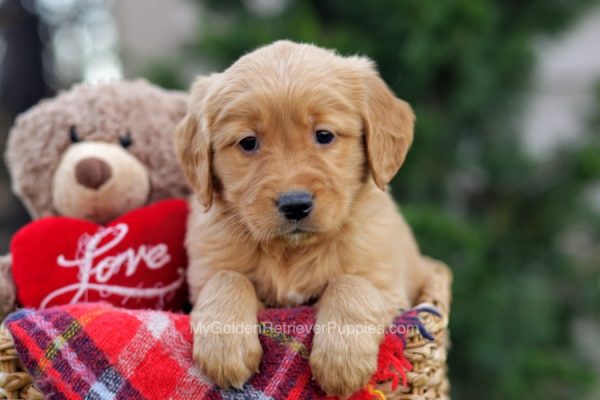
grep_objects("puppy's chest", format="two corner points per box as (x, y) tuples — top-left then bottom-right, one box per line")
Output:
(250, 249), (340, 307)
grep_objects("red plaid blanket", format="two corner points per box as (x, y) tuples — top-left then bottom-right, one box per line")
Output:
(5, 303), (437, 400)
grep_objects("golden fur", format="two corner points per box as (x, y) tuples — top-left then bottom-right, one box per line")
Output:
(176, 41), (439, 398)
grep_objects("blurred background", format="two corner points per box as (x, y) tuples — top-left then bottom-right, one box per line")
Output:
(0, 0), (599, 398)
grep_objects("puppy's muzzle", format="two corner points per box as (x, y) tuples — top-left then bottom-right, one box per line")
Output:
(277, 191), (313, 221)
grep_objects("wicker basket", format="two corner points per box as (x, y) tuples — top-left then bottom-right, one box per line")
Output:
(0, 260), (451, 400)
(388, 258), (452, 400)
(0, 327), (43, 400)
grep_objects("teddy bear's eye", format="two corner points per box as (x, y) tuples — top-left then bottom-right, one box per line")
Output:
(119, 131), (133, 148)
(69, 126), (82, 143)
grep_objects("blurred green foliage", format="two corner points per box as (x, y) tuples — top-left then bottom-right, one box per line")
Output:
(146, 0), (600, 398)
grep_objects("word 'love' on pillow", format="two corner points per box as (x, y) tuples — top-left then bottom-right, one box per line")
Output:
(11, 199), (189, 311)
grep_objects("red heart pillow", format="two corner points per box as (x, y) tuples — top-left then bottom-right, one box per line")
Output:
(11, 199), (189, 311)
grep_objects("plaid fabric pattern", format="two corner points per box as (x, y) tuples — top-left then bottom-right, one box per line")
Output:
(5, 303), (436, 400)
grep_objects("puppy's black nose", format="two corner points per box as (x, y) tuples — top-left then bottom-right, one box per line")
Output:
(277, 191), (313, 221)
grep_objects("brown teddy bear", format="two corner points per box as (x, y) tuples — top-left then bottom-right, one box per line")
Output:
(0, 80), (190, 317)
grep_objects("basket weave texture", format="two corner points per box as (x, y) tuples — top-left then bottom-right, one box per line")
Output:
(0, 261), (451, 400)
(389, 259), (452, 400)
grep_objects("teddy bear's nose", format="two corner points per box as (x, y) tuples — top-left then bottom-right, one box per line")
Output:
(75, 157), (112, 190)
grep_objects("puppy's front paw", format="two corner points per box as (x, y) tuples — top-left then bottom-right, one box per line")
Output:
(192, 323), (263, 389)
(310, 328), (380, 398)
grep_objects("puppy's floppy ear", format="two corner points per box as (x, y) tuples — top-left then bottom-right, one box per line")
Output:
(360, 61), (415, 190)
(175, 75), (217, 211)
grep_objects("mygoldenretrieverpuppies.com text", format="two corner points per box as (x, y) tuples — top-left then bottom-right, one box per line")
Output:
(190, 321), (419, 336)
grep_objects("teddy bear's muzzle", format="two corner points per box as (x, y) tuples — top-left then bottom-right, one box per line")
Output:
(52, 141), (151, 224)
(75, 157), (112, 190)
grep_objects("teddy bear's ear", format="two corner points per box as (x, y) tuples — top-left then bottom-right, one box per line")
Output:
(175, 75), (217, 211)
(5, 113), (60, 220)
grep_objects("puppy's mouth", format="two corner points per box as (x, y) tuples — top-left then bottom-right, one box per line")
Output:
(289, 227), (312, 236)
(278, 222), (318, 239)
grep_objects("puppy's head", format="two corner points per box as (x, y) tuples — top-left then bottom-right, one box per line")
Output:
(177, 41), (414, 244)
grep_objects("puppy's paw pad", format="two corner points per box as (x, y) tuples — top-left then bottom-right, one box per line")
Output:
(193, 329), (263, 389)
(310, 335), (379, 398)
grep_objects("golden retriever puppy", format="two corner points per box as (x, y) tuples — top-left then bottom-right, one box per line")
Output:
(176, 40), (437, 398)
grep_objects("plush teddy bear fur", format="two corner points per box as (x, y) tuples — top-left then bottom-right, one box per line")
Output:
(0, 80), (190, 317)
(0, 255), (13, 317)
(6, 80), (190, 219)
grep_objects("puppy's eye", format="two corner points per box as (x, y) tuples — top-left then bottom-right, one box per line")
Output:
(239, 136), (259, 153)
(119, 131), (133, 148)
(69, 126), (82, 143)
(315, 130), (335, 145)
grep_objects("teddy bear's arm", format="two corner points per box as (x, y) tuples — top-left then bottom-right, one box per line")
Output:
(0, 254), (16, 319)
